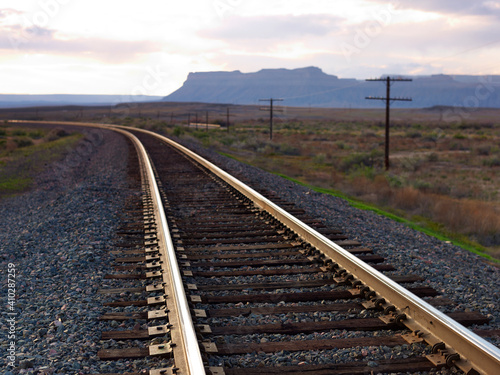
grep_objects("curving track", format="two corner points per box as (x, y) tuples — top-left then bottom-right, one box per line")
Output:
(10, 121), (500, 375)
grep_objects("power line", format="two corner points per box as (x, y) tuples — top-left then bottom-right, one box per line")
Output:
(366, 77), (412, 170)
(278, 80), (366, 101)
(424, 38), (500, 66)
(259, 98), (283, 140)
(226, 107), (235, 132)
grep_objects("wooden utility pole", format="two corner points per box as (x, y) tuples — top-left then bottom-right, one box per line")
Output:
(366, 77), (412, 170)
(259, 98), (283, 140)
(226, 107), (235, 132)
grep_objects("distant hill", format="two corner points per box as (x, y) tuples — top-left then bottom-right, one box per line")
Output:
(163, 66), (500, 108)
(0, 94), (163, 108)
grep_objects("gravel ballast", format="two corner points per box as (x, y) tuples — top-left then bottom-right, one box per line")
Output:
(0, 126), (498, 375)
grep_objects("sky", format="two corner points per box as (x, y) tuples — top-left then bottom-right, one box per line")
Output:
(1, 0), (500, 96)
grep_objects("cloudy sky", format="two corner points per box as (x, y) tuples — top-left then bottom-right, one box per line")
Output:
(1, 0), (500, 95)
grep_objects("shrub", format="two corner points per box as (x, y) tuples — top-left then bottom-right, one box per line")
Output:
(340, 149), (383, 173)
(28, 130), (45, 139)
(424, 132), (440, 142)
(391, 187), (423, 211)
(363, 130), (377, 137)
(45, 128), (69, 141)
(475, 145), (491, 156)
(432, 183), (451, 195)
(413, 180), (433, 192)
(192, 131), (209, 141)
(449, 142), (468, 151)
(14, 137), (34, 148)
(406, 131), (422, 139)
(173, 126), (184, 137)
(335, 141), (346, 150)
(427, 152), (439, 162)
(279, 143), (301, 156)
(386, 173), (405, 188)
(12, 129), (27, 136)
(450, 185), (473, 199)
(372, 174), (392, 202)
(345, 175), (374, 197)
(123, 116), (133, 125)
(400, 156), (424, 172)
(258, 144), (277, 155)
(483, 157), (500, 167)
(219, 135), (235, 146)
(313, 153), (326, 164)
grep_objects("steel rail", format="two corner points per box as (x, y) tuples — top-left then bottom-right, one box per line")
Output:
(9, 120), (500, 374)
(10, 118), (206, 374)
(107, 127), (206, 375)
(124, 126), (500, 375)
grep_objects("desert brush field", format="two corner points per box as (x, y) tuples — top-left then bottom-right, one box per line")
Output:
(1, 103), (499, 261)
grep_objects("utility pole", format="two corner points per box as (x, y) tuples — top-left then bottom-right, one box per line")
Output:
(259, 98), (283, 140)
(366, 77), (412, 170)
(206, 111), (209, 131)
(226, 107), (235, 132)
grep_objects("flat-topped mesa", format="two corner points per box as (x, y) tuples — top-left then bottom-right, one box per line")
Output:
(163, 67), (500, 108)
(164, 67), (357, 107)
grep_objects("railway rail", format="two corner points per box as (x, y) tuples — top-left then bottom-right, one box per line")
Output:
(9, 121), (500, 374)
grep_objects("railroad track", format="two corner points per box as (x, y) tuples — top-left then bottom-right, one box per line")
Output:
(11, 121), (500, 374)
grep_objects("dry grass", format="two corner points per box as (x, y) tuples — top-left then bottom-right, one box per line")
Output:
(334, 173), (500, 249)
(4, 104), (500, 258)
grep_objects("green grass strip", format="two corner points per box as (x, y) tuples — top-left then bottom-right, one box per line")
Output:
(0, 133), (83, 198)
(0, 177), (31, 191)
(218, 152), (240, 161)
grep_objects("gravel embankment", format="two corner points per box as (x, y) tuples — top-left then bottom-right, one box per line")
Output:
(0, 127), (170, 374)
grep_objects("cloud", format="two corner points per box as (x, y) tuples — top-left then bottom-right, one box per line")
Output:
(200, 14), (345, 57)
(0, 24), (161, 63)
(24, 25), (55, 38)
(368, 0), (500, 17)
(203, 14), (342, 41)
(331, 13), (500, 79)
(0, 8), (23, 20)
